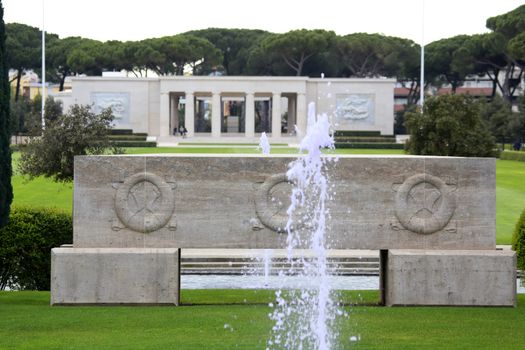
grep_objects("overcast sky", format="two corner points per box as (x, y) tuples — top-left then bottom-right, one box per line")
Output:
(3, 0), (524, 45)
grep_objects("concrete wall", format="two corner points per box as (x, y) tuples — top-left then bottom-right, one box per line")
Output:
(69, 77), (158, 133)
(386, 249), (516, 306)
(73, 155), (495, 250)
(310, 78), (394, 135)
(51, 248), (180, 305)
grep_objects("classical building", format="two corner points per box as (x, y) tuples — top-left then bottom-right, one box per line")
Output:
(56, 76), (395, 143)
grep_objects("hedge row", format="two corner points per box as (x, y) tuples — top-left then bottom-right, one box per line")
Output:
(333, 131), (383, 137)
(512, 208), (525, 271)
(110, 141), (157, 147)
(110, 129), (134, 135)
(109, 134), (148, 141)
(0, 206), (72, 291)
(500, 150), (525, 162)
(334, 142), (405, 149)
(334, 136), (396, 143)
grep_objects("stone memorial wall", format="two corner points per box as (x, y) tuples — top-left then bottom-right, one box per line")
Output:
(51, 155), (516, 306)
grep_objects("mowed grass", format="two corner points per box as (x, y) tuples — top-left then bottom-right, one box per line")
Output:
(10, 148), (525, 244)
(496, 159), (525, 244)
(1, 291), (525, 349)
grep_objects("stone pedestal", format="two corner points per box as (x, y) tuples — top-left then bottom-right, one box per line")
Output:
(385, 250), (516, 306)
(51, 248), (180, 305)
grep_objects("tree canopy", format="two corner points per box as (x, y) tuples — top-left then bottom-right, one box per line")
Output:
(0, 0), (12, 228)
(3, 3), (525, 113)
(257, 29), (336, 76)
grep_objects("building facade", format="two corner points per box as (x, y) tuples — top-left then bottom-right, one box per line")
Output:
(57, 76), (395, 143)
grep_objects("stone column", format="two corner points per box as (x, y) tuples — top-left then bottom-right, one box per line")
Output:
(212, 92), (221, 138)
(296, 93), (307, 136)
(185, 92), (194, 137)
(245, 92), (255, 138)
(170, 94), (179, 135)
(271, 93), (281, 138)
(287, 95), (297, 135)
(159, 92), (170, 137)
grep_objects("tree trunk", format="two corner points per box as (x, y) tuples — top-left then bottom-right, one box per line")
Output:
(59, 74), (66, 91)
(14, 69), (22, 102)
(502, 64), (513, 103)
(490, 76), (498, 99)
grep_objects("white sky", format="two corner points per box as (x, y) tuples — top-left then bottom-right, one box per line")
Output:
(3, 0), (525, 45)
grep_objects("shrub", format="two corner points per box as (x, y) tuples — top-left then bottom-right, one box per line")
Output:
(0, 206), (72, 290)
(500, 150), (525, 162)
(405, 94), (496, 157)
(18, 104), (119, 182)
(513, 209), (525, 271)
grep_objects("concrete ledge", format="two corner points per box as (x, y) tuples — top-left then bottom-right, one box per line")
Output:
(386, 250), (516, 306)
(51, 248), (180, 305)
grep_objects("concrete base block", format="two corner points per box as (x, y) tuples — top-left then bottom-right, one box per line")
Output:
(51, 248), (180, 305)
(386, 250), (516, 306)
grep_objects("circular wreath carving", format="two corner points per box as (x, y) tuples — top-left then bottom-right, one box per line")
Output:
(114, 172), (175, 233)
(254, 173), (292, 232)
(394, 173), (455, 235)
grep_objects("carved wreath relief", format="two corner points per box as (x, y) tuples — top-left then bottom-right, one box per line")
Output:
(92, 92), (130, 120)
(254, 173), (292, 232)
(335, 94), (373, 121)
(113, 172), (176, 233)
(393, 173), (457, 234)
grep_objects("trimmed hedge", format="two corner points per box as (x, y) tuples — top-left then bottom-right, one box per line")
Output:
(333, 131), (382, 137)
(334, 142), (405, 149)
(109, 134), (147, 141)
(110, 141), (157, 147)
(334, 136), (396, 143)
(0, 206), (72, 290)
(512, 208), (525, 271)
(500, 151), (525, 162)
(110, 129), (134, 135)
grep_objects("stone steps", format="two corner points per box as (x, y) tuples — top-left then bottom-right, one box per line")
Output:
(180, 256), (381, 276)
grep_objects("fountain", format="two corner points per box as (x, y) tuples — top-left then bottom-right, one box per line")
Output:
(267, 103), (340, 350)
(258, 132), (271, 155)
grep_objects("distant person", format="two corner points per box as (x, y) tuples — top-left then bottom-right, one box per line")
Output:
(513, 140), (522, 151)
(178, 125), (187, 138)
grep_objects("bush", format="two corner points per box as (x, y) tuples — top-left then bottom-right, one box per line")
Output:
(500, 150), (525, 162)
(19, 104), (119, 182)
(0, 206), (72, 290)
(513, 209), (525, 271)
(405, 94), (496, 157)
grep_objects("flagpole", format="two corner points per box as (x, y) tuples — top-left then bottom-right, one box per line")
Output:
(41, 0), (46, 130)
(419, 0), (425, 108)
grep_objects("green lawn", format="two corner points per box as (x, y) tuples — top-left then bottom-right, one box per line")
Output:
(10, 148), (525, 244)
(1, 291), (524, 349)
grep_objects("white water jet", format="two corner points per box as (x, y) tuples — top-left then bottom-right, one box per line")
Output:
(263, 249), (273, 287)
(259, 132), (271, 155)
(267, 102), (339, 350)
(258, 133), (273, 286)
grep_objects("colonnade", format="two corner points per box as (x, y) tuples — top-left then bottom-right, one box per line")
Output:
(159, 91), (306, 138)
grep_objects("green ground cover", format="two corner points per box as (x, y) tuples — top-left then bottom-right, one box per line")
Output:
(10, 149), (525, 244)
(1, 291), (524, 349)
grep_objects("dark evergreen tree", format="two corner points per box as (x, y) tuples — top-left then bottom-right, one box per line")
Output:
(0, 0), (12, 227)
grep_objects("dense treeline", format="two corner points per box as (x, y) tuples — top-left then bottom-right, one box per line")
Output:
(5, 4), (524, 104)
